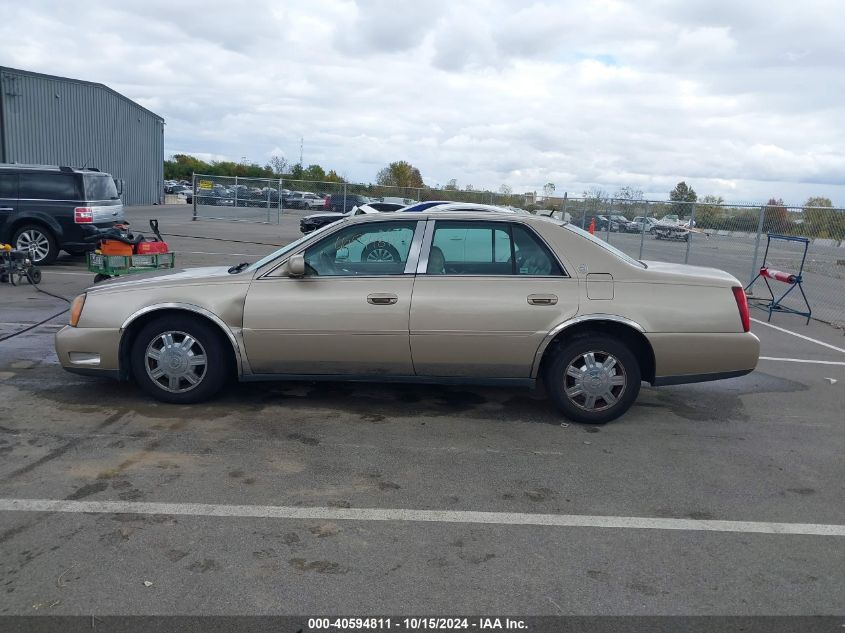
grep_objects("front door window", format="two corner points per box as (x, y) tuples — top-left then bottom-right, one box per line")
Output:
(304, 221), (418, 276)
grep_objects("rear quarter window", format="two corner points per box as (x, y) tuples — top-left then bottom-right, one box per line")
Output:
(19, 173), (83, 200)
(83, 175), (119, 201)
(0, 174), (17, 198)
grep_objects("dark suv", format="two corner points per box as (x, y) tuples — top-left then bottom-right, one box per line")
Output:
(0, 164), (124, 264)
(326, 193), (369, 213)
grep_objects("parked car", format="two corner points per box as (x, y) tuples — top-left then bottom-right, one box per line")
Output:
(325, 193), (370, 213)
(286, 192), (326, 210)
(56, 209), (759, 423)
(608, 215), (630, 231)
(625, 216), (658, 233)
(0, 164), (124, 264)
(300, 202), (405, 233)
(195, 185), (235, 207)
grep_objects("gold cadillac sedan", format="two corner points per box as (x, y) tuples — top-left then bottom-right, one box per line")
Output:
(56, 206), (759, 423)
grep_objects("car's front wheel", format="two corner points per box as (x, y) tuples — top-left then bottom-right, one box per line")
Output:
(545, 335), (641, 424)
(130, 315), (231, 403)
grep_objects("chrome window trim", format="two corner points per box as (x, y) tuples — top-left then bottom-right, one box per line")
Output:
(529, 314), (646, 378)
(120, 302), (249, 376)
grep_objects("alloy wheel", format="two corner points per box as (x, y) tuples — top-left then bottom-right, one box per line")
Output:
(15, 229), (51, 262)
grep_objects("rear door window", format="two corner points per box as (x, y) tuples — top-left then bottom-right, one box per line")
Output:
(427, 221), (564, 276)
(20, 173), (83, 200)
(428, 221), (513, 275)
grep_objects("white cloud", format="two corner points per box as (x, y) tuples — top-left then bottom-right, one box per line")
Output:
(0, 0), (843, 204)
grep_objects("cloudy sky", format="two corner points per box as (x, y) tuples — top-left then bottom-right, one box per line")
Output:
(1, 0), (843, 204)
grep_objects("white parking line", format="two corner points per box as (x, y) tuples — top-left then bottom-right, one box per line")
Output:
(1, 498), (843, 536)
(752, 318), (845, 354)
(760, 356), (845, 366)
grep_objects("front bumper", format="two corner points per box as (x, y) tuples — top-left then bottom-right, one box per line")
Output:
(55, 326), (122, 378)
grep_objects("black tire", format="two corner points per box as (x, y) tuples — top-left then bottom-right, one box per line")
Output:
(361, 241), (401, 263)
(13, 224), (59, 265)
(544, 335), (641, 424)
(26, 268), (42, 284)
(130, 315), (231, 404)
(93, 273), (111, 283)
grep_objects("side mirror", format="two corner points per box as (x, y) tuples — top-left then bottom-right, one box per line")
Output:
(288, 253), (306, 277)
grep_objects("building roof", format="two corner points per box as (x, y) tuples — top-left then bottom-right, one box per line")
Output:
(0, 66), (164, 122)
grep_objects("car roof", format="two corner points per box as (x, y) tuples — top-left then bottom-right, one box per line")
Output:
(0, 163), (106, 174)
(346, 207), (557, 225)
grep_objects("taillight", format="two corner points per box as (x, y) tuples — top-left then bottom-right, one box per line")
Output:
(732, 286), (750, 332)
(324, 197), (330, 209)
(74, 207), (94, 223)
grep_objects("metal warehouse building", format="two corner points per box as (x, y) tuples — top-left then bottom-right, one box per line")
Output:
(0, 66), (164, 206)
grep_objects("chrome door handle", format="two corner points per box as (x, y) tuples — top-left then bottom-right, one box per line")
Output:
(527, 294), (558, 306)
(367, 293), (398, 305)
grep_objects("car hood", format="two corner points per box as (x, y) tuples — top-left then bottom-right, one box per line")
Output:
(87, 266), (239, 293)
(640, 261), (741, 287)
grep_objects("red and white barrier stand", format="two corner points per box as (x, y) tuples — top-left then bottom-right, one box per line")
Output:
(745, 233), (812, 324)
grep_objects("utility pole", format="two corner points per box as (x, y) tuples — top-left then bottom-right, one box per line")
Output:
(299, 137), (303, 167)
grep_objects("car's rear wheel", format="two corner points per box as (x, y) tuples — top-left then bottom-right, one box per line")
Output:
(545, 335), (641, 424)
(131, 315), (231, 404)
(13, 224), (59, 265)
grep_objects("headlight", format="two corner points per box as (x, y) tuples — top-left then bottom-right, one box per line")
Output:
(69, 293), (86, 327)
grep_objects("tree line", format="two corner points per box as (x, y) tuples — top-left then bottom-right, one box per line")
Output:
(164, 154), (843, 239)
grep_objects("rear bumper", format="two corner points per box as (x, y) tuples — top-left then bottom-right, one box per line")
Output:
(652, 368), (753, 386)
(647, 331), (760, 384)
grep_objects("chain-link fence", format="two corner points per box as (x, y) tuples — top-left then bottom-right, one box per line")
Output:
(189, 173), (511, 224)
(188, 173), (845, 325)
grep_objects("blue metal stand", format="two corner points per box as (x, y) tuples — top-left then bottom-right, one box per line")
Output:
(745, 233), (812, 324)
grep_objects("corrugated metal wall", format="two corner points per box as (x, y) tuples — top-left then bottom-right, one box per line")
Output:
(0, 67), (163, 206)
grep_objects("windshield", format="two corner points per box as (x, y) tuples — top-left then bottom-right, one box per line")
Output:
(563, 223), (646, 268)
(245, 221), (339, 272)
(83, 174), (120, 201)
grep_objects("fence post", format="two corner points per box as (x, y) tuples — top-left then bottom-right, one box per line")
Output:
(605, 199), (612, 241)
(191, 173), (197, 221)
(748, 205), (767, 286)
(278, 178), (283, 223)
(234, 176), (239, 209)
(684, 203), (696, 264)
(343, 182), (347, 212)
(639, 201), (648, 260)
